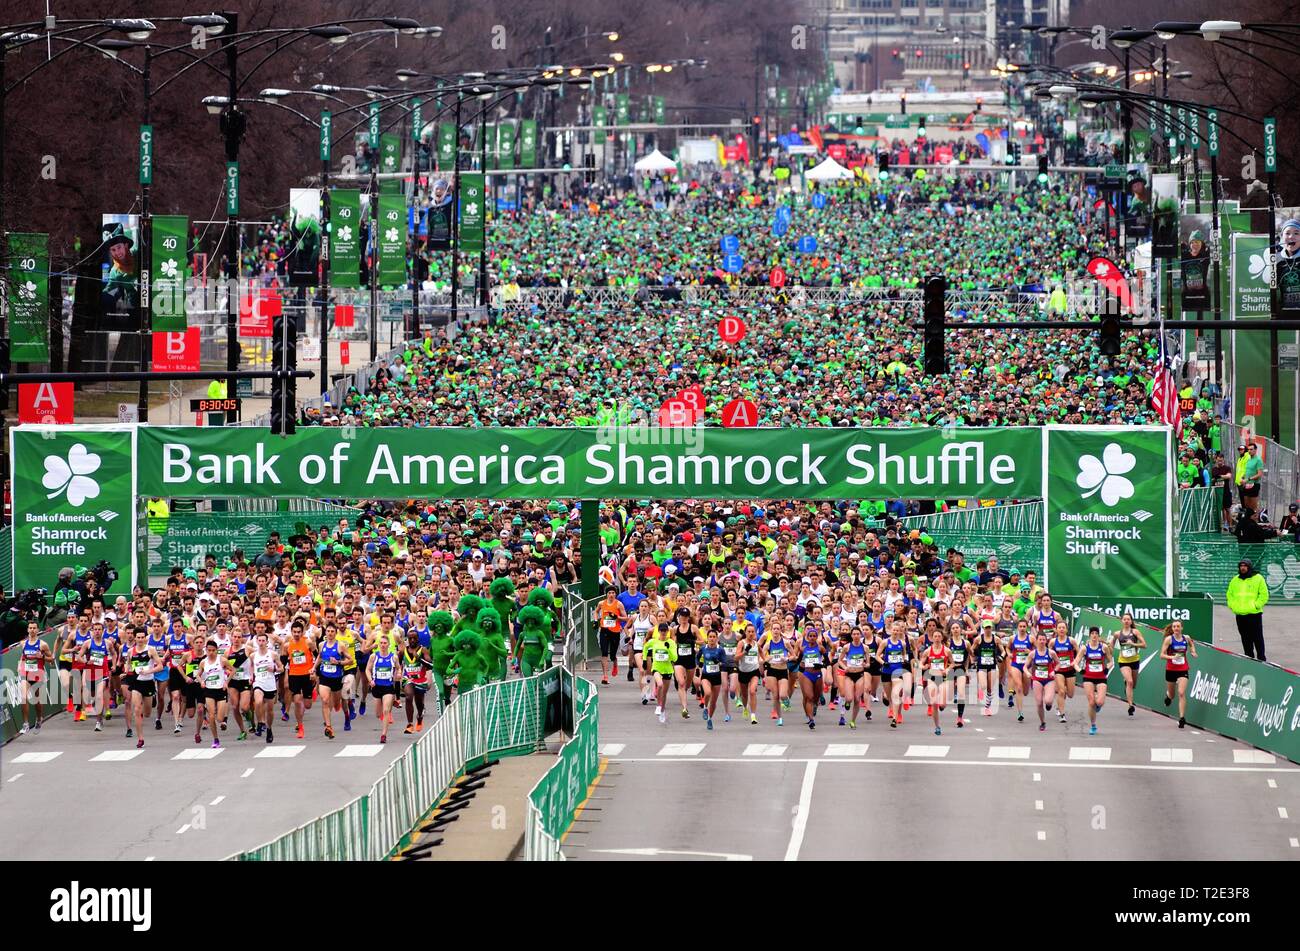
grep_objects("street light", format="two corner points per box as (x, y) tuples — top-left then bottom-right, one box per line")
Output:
(310, 24), (351, 43)
(1109, 29), (1157, 48)
(1153, 22), (1201, 39)
(1199, 21), (1242, 41)
(105, 19), (157, 40)
(202, 94), (228, 114)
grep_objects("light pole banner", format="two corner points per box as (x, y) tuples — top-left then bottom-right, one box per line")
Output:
(437, 122), (456, 169)
(375, 193), (407, 287)
(458, 172), (485, 253)
(10, 426), (136, 597)
(6, 232), (50, 362)
(379, 133), (402, 194)
(329, 188), (361, 289)
(1231, 233), (1271, 319)
(1043, 426), (1173, 598)
(518, 119), (538, 167)
(496, 121), (517, 171)
(149, 214), (188, 332)
(134, 426), (1045, 500)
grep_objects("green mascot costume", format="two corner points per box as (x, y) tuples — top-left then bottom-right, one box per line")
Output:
(515, 605), (552, 677)
(448, 630), (489, 692)
(476, 606), (510, 682)
(489, 577), (519, 669)
(526, 586), (558, 646)
(427, 610), (456, 708)
(451, 594), (485, 641)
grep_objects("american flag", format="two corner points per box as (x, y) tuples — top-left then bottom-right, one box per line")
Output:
(1150, 335), (1183, 438)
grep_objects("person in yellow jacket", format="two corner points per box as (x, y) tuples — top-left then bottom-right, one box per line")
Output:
(1226, 559), (1269, 662)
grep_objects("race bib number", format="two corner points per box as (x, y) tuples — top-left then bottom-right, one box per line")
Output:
(654, 650), (669, 663)
(678, 645), (693, 656)
(1087, 661), (1104, 673)
(204, 669), (222, 688)
(23, 659), (40, 674)
(930, 659), (944, 671)
(803, 655), (819, 669)
(292, 651), (306, 665)
(704, 662), (720, 674)
(322, 663), (339, 675)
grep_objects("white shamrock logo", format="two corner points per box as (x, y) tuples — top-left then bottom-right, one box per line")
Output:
(160, 259), (179, 279)
(1075, 442), (1136, 506)
(42, 444), (103, 506)
(384, 227), (399, 243)
(337, 225), (353, 243)
(18, 280), (36, 300)
(1093, 261), (1110, 276)
(465, 202), (479, 218)
(1248, 252), (1270, 283)
(1264, 557), (1300, 598)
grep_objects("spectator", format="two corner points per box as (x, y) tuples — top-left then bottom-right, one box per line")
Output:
(1279, 502), (1300, 541)
(1226, 558), (1269, 661)
(1210, 452), (1235, 531)
(1238, 443), (1263, 514)
(1233, 507), (1277, 543)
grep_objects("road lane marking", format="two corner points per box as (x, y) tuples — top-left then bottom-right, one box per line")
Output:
(90, 750), (143, 762)
(172, 748), (223, 760)
(1235, 750), (1275, 764)
(336, 745), (385, 758)
(1268, 779), (1278, 789)
(1033, 772), (1041, 782)
(176, 824), (191, 835)
(11, 752), (61, 764)
(743, 744), (787, 757)
(589, 848), (752, 860)
(1035, 800), (1044, 810)
(657, 743), (705, 757)
(241, 768), (255, 778)
(1151, 748), (1193, 763)
(209, 796), (225, 806)
(1068, 747), (1111, 761)
(905, 745), (950, 758)
(1291, 838), (1299, 848)
(784, 761), (818, 862)
(7, 773), (23, 783)
(1280, 807), (1290, 820)
(824, 744), (869, 756)
(989, 746), (1031, 759)
(1037, 830), (1047, 841)
(254, 745), (304, 759)
(600, 744), (626, 756)
(609, 756), (1300, 774)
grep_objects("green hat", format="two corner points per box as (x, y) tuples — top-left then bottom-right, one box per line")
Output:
(183, 568), (198, 579)
(102, 222), (134, 250)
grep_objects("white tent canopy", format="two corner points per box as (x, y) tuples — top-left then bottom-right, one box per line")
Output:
(804, 156), (853, 181)
(633, 148), (678, 172)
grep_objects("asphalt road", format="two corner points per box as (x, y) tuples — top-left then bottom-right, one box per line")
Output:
(0, 705), (409, 860)
(567, 674), (1300, 861)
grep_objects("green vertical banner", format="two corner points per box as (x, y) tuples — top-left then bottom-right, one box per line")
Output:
(654, 96), (666, 124)
(368, 102), (380, 148)
(380, 132), (402, 194)
(437, 122), (456, 169)
(518, 119), (538, 168)
(319, 110), (332, 161)
(138, 124), (153, 185)
(10, 426), (137, 598)
(6, 232), (50, 362)
(1044, 426), (1173, 599)
(593, 105), (607, 129)
(1207, 108), (1219, 157)
(329, 188), (361, 289)
(1263, 116), (1277, 174)
(458, 172), (485, 254)
(411, 98), (422, 143)
(150, 214), (188, 332)
(484, 124), (497, 169)
(615, 94), (629, 125)
(497, 121), (517, 170)
(778, 87), (792, 109)
(376, 193), (407, 287)
(1232, 233), (1297, 446)
(225, 162), (240, 216)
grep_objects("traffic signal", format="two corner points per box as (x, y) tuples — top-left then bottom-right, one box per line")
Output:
(923, 275), (946, 375)
(1098, 313), (1122, 356)
(877, 150), (890, 179)
(1037, 152), (1049, 182)
(270, 309), (296, 436)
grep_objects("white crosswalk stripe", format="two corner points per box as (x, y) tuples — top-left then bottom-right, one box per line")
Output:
(657, 743), (706, 757)
(905, 745), (950, 758)
(988, 746), (1031, 759)
(1150, 748), (1193, 763)
(335, 744), (385, 758)
(600, 744), (626, 757)
(1068, 747), (1111, 761)
(172, 748), (224, 760)
(823, 744), (870, 756)
(1233, 750), (1275, 764)
(742, 744), (787, 757)
(90, 750), (144, 762)
(10, 751), (61, 764)
(254, 745), (305, 758)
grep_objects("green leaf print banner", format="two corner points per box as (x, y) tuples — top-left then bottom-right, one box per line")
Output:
(1044, 426), (1174, 598)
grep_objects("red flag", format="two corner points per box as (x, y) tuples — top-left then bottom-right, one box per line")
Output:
(1085, 256), (1133, 313)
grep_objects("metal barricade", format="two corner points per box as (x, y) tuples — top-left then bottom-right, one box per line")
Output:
(1222, 422), (1300, 523)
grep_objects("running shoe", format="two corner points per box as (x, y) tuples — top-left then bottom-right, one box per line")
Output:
(74, 710), (84, 722)
(33, 721), (40, 733)
(104, 708), (112, 720)
(212, 739), (221, 749)
(296, 723), (305, 740)
(770, 710), (778, 719)
(611, 662), (618, 677)
(655, 705), (663, 716)
(93, 722), (103, 732)
(66, 698), (74, 713)
(155, 719), (162, 731)
(600, 677), (609, 685)
(266, 727), (274, 744)
(1089, 724), (1097, 735)
(724, 713), (731, 723)
(807, 717), (815, 730)
(926, 704), (933, 716)
(706, 716), (714, 731)
(838, 715), (846, 727)
(782, 698), (791, 710)
(348, 700), (356, 719)
(626, 669), (634, 682)
(255, 723), (264, 737)
(681, 709), (690, 719)
(1017, 714), (1024, 722)
(380, 734), (387, 744)
(1038, 722), (1046, 732)
(1058, 712), (1066, 723)
(194, 732), (201, 744)
(1163, 695), (1172, 707)
(849, 720), (856, 729)
(736, 697), (745, 710)
(136, 738), (144, 749)
(998, 684), (1005, 699)
(17, 723), (27, 736)
(934, 728), (942, 736)
(220, 719), (227, 732)
(280, 709), (289, 722)
(903, 700), (912, 711)
(344, 716), (352, 732)
(777, 717), (783, 726)
(359, 701), (366, 716)
(889, 716), (897, 729)
(324, 727), (334, 739)
(641, 697), (649, 706)
(1128, 705), (1135, 717)
(864, 710), (872, 721)
(237, 731), (247, 741)
(125, 728), (133, 738)
(1178, 717), (1186, 729)
(956, 717), (964, 728)
(1008, 697), (1015, 708)
(896, 711), (904, 725)
(404, 725), (415, 735)
(1046, 702), (1053, 711)
(173, 724), (182, 734)
(657, 710), (666, 724)
(417, 719), (423, 731)
(750, 714), (758, 725)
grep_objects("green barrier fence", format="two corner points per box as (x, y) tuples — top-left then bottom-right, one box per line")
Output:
(233, 668), (557, 861)
(1069, 606), (1300, 763)
(525, 673), (600, 861)
(0, 525), (11, 592)
(1179, 535), (1300, 605)
(1178, 486), (1222, 535)
(1, 626), (66, 743)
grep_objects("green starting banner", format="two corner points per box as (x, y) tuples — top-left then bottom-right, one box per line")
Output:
(1072, 607), (1300, 764)
(11, 425), (1173, 601)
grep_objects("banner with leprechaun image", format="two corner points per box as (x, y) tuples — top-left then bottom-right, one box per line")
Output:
(1043, 426), (1173, 599)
